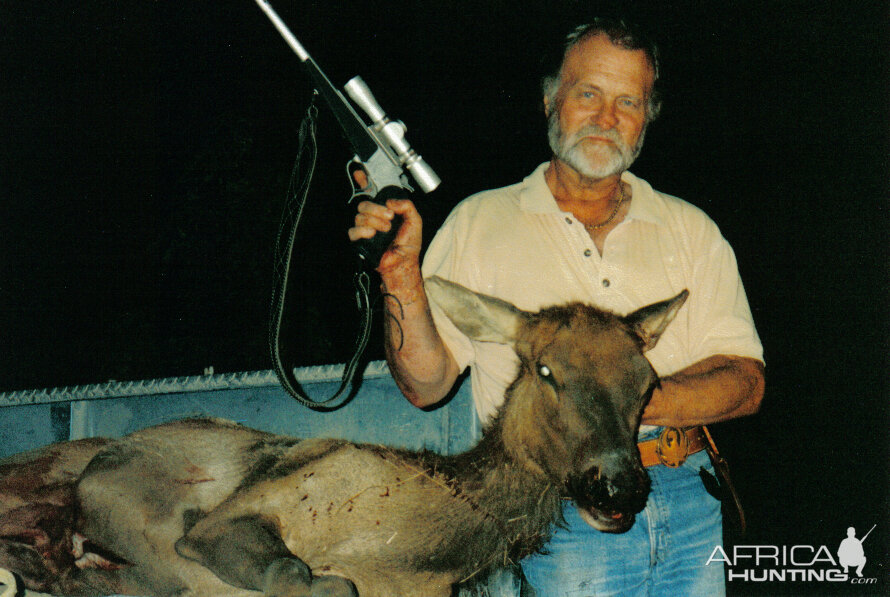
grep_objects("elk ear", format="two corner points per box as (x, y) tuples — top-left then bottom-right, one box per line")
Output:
(625, 290), (689, 352)
(424, 276), (526, 344)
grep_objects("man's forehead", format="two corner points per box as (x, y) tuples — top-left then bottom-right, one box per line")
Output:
(561, 33), (655, 87)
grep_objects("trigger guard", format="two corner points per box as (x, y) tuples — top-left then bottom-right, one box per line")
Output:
(347, 160), (375, 199)
(348, 190), (372, 205)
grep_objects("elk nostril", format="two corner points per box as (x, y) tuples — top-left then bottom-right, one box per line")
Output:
(568, 466), (651, 514)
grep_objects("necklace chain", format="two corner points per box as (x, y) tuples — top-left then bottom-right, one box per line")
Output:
(584, 184), (625, 231)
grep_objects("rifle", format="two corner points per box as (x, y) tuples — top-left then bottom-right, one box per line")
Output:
(254, 0), (440, 263)
(255, 0), (440, 409)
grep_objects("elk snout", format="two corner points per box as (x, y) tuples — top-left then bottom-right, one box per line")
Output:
(567, 451), (650, 533)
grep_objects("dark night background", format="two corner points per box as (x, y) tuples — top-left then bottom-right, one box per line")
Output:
(1, 1), (887, 595)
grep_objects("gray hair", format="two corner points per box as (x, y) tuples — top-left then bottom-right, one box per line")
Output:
(542, 19), (662, 121)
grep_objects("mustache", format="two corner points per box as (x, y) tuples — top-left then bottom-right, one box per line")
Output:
(569, 125), (624, 146)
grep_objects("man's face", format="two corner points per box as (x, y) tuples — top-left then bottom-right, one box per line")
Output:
(546, 34), (654, 179)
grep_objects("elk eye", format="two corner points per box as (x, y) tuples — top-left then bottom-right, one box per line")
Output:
(537, 364), (558, 389)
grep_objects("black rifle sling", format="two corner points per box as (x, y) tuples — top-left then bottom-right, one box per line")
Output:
(269, 99), (373, 411)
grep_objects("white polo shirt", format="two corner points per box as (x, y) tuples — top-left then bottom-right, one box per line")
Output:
(422, 163), (764, 426)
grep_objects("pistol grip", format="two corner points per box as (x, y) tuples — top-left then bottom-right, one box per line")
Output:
(353, 186), (406, 266)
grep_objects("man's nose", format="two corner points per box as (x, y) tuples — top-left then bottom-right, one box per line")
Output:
(591, 103), (618, 130)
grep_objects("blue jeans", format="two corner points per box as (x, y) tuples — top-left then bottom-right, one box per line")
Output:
(520, 432), (725, 597)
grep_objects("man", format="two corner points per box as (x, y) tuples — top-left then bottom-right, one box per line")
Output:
(350, 19), (764, 596)
(837, 527), (867, 578)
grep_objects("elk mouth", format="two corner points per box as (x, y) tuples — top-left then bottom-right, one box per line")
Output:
(576, 505), (637, 533)
(566, 467), (650, 534)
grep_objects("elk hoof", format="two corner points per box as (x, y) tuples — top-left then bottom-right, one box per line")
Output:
(311, 575), (357, 597)
(263, 557), (312, 596)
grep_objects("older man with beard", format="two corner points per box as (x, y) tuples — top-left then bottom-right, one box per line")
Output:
(350, 19), (764, 597)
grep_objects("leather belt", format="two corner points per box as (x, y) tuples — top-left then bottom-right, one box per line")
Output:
(638, 426), (708, 467)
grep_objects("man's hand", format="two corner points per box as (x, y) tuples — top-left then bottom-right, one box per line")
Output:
(347, 167), (423, 274)
(349, 198), (423, 275)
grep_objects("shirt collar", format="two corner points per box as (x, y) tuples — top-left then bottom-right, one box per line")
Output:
(518, 162), (666, 227)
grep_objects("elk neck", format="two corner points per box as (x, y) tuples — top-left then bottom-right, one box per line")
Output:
(419, 419), (565, 562)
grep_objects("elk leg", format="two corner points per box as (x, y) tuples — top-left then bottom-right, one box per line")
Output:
(175, 515), (311, 595)
(262, 558), (356, 597)
(305, 575), (358, 597)
(177, 515), (358, 597)
(261, 558), (312, 597)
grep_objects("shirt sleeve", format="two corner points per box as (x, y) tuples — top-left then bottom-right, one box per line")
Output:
(684, 222), (765, 365)
(420, 207), (476, 373)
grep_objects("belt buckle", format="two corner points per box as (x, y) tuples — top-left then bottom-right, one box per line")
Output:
(655, 427), (689, 467)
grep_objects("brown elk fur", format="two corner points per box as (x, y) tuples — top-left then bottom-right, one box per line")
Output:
(0, 278), (686, 597)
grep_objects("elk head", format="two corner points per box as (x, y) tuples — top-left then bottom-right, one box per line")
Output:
(425, 276), (687, 533)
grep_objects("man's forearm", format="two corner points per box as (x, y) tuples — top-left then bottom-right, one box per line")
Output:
(380, 265), (460, 408)
(641, 355), (765, 427)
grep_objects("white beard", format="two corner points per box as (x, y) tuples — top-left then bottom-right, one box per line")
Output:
(547, 112), (645, 179)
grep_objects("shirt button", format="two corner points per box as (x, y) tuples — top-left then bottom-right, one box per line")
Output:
(565, 217), (573, 225)
(602, 278), (611, 288)
(583, 249), (592, 257)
